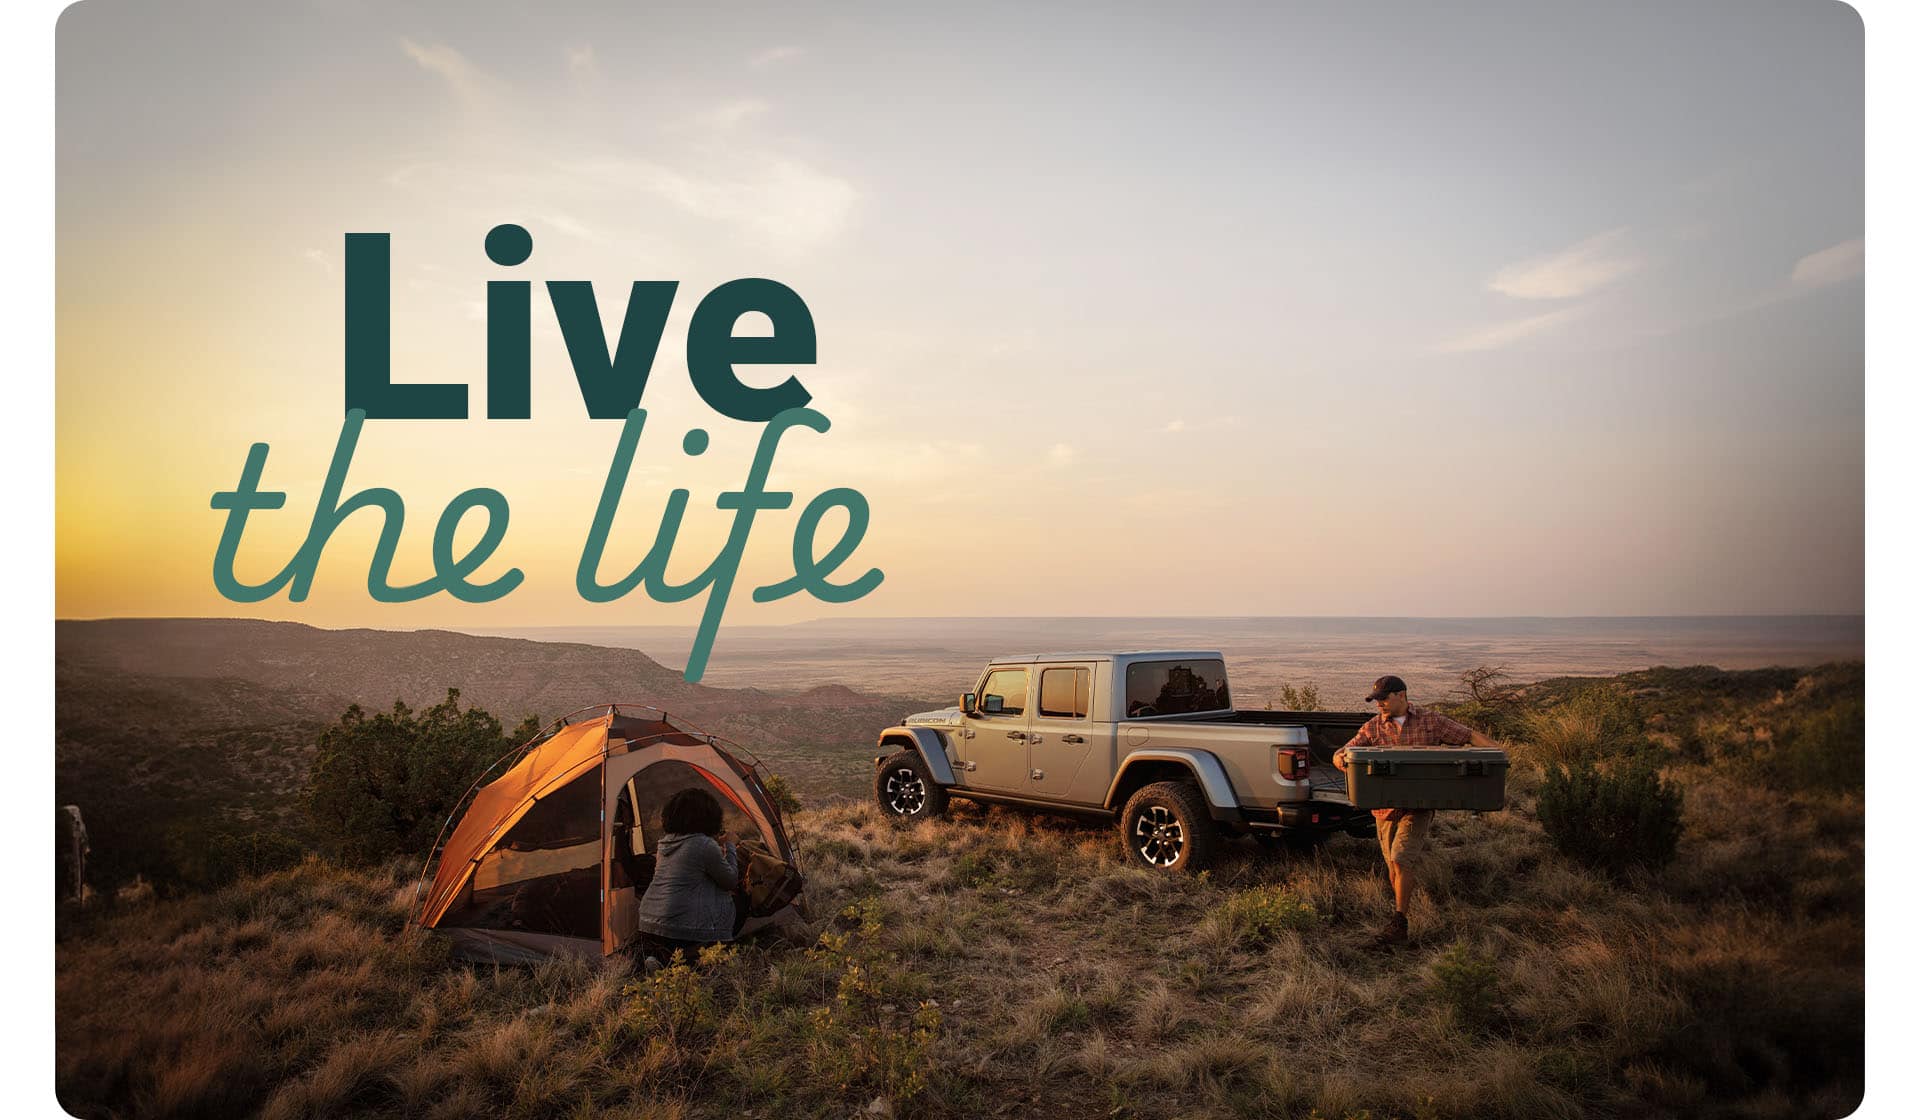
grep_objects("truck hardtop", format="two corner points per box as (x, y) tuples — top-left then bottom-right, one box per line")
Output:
(871, 650), (1378, 871)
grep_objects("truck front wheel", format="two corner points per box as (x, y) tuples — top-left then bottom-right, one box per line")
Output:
(875, 750), (948, 822)
(1119, 781), (1218, 873)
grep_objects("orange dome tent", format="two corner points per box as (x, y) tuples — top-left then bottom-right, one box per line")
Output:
(414, 704), (804, 963)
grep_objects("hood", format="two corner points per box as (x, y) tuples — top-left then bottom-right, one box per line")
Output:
(903, 706), (963, 728)
(656, 833), (712, 857)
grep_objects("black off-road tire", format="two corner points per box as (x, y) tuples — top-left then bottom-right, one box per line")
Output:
(1118, 780), (1218, 873)
(874, 750), (948, 822)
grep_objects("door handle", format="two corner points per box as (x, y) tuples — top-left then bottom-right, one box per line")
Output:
(1006, 731), (1026, 741)
(1062, 734), (1085, 744)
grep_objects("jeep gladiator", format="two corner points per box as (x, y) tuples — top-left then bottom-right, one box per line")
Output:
(872, 651), (1376, 871)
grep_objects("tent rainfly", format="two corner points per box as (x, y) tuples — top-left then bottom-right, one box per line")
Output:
(415, 705), (805, 963)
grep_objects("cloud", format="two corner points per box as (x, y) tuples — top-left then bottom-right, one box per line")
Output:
(400, 39), (499, 105)
(750, 45), (805, 68)
(388, 41), (859, 255)
(302, 248), (333, 278)
(1047, 443), (1075, 465)
(557, 156), (858, 254)
(566, 46), (597, 79)
(693, 98), (772, 131)
(1790, 238), (1863, 289)
(1487, 228), (1641, 300)
(1433, 306), (1585, 353)
(537, 212), (601, 242)
(1164, 419), (1186, 432)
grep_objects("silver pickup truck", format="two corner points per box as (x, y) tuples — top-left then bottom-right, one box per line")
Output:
(871, 650), (1375, 871)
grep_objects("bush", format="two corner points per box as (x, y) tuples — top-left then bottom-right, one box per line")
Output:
(1211, 885), (1325, 946)
(1444, 698), (1528, 742)
(1431, 941), (1501, 1031)
(622, 944), (729, 1045)
(1737, 697), (1863, 793)
(1536, 757), (1683, 873)
(1522, 682), (1653, 767)
(1276, 682), (1323, 711)
(161, 822), (306, 890)
(763, 773), (804, 816)
(1441, 665), (1529, 741)
(304, 690), (537, 864)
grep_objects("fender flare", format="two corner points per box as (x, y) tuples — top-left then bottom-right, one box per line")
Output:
(1105, 749), (1241, 821)
(875, 727), (958, 787)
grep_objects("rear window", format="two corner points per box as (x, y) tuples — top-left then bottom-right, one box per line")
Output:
(1124, 659), (1230, 717)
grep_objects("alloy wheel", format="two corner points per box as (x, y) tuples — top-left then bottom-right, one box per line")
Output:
(1132, 804), (1185, 866)
(884, 767), (927, 816)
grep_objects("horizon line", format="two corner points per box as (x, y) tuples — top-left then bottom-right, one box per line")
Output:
(55, 612), (1869, 628)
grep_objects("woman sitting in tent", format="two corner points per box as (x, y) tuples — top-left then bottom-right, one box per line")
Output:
(633, 786), (747, 959)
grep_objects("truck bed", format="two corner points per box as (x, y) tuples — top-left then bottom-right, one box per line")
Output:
(1308, 763), (1352, 805)
(1174, 709), (1371, 759)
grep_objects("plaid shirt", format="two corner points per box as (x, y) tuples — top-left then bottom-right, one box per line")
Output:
(1345, 705), (1478, 821)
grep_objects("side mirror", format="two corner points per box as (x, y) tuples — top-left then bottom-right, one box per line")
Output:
(960, 692), (978, 716)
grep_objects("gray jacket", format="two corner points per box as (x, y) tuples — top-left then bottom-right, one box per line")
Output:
(633, 833), (739, 943)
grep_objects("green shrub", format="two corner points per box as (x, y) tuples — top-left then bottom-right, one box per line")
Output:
(1431, 941), (1501, 1031)
(1522, 682), (1654, 767)
(1536, 757), (1683, 873)
(303, 690), (536, 864)
(161, 822), (306, 890)
(1737, 697), (1863, 793)
(1277, 682), (1323, 711)
(1211, 885), (1325, 946)
(621, 943), (731, 1046)
(794, 898), (943, 1103)
(1444, 699), (1528, 742)
(1440, 665), (1529, 741)
(951, 852), (996, 889)
(763, 773), (804, 816)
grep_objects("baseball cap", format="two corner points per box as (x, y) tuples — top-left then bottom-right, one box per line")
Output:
(1365, 675), (1408, 701)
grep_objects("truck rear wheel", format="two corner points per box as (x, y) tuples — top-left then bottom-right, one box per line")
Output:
(875, 750), (947, 822)
(1119, 780), (1217, 873)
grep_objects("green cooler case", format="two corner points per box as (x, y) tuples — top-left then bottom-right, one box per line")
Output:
(1345, 747), (1510, 811)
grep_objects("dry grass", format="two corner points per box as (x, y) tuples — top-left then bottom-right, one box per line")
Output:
(58, 752), (1861, 1119)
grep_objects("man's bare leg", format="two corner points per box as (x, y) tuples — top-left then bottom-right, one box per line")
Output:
(1387, 860), (1410, 914)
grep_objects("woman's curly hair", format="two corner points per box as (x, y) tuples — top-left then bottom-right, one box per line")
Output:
(662, 786), (725, 836)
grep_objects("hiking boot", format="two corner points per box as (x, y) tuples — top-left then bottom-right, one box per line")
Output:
(1368, 912), (1409, 949)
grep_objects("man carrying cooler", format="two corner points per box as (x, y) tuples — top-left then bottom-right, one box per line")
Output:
(1333, 674), (1500, 947)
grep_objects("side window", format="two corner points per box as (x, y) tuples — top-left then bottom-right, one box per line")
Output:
(979, 669), (1028, 717)
(1038, 668), (1090, 719)
(443, 768), (602, 938)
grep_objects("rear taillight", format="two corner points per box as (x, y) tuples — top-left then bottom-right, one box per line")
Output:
(1276, 747), (1310, 781)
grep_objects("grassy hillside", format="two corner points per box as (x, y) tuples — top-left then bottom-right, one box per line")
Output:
(55, 663), (1863, 1120)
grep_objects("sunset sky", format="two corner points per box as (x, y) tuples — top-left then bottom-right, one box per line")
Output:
(55, 0), (1863, 629)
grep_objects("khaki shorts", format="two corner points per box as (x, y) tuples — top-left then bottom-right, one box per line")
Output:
(1375, 810), (1434, 870)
